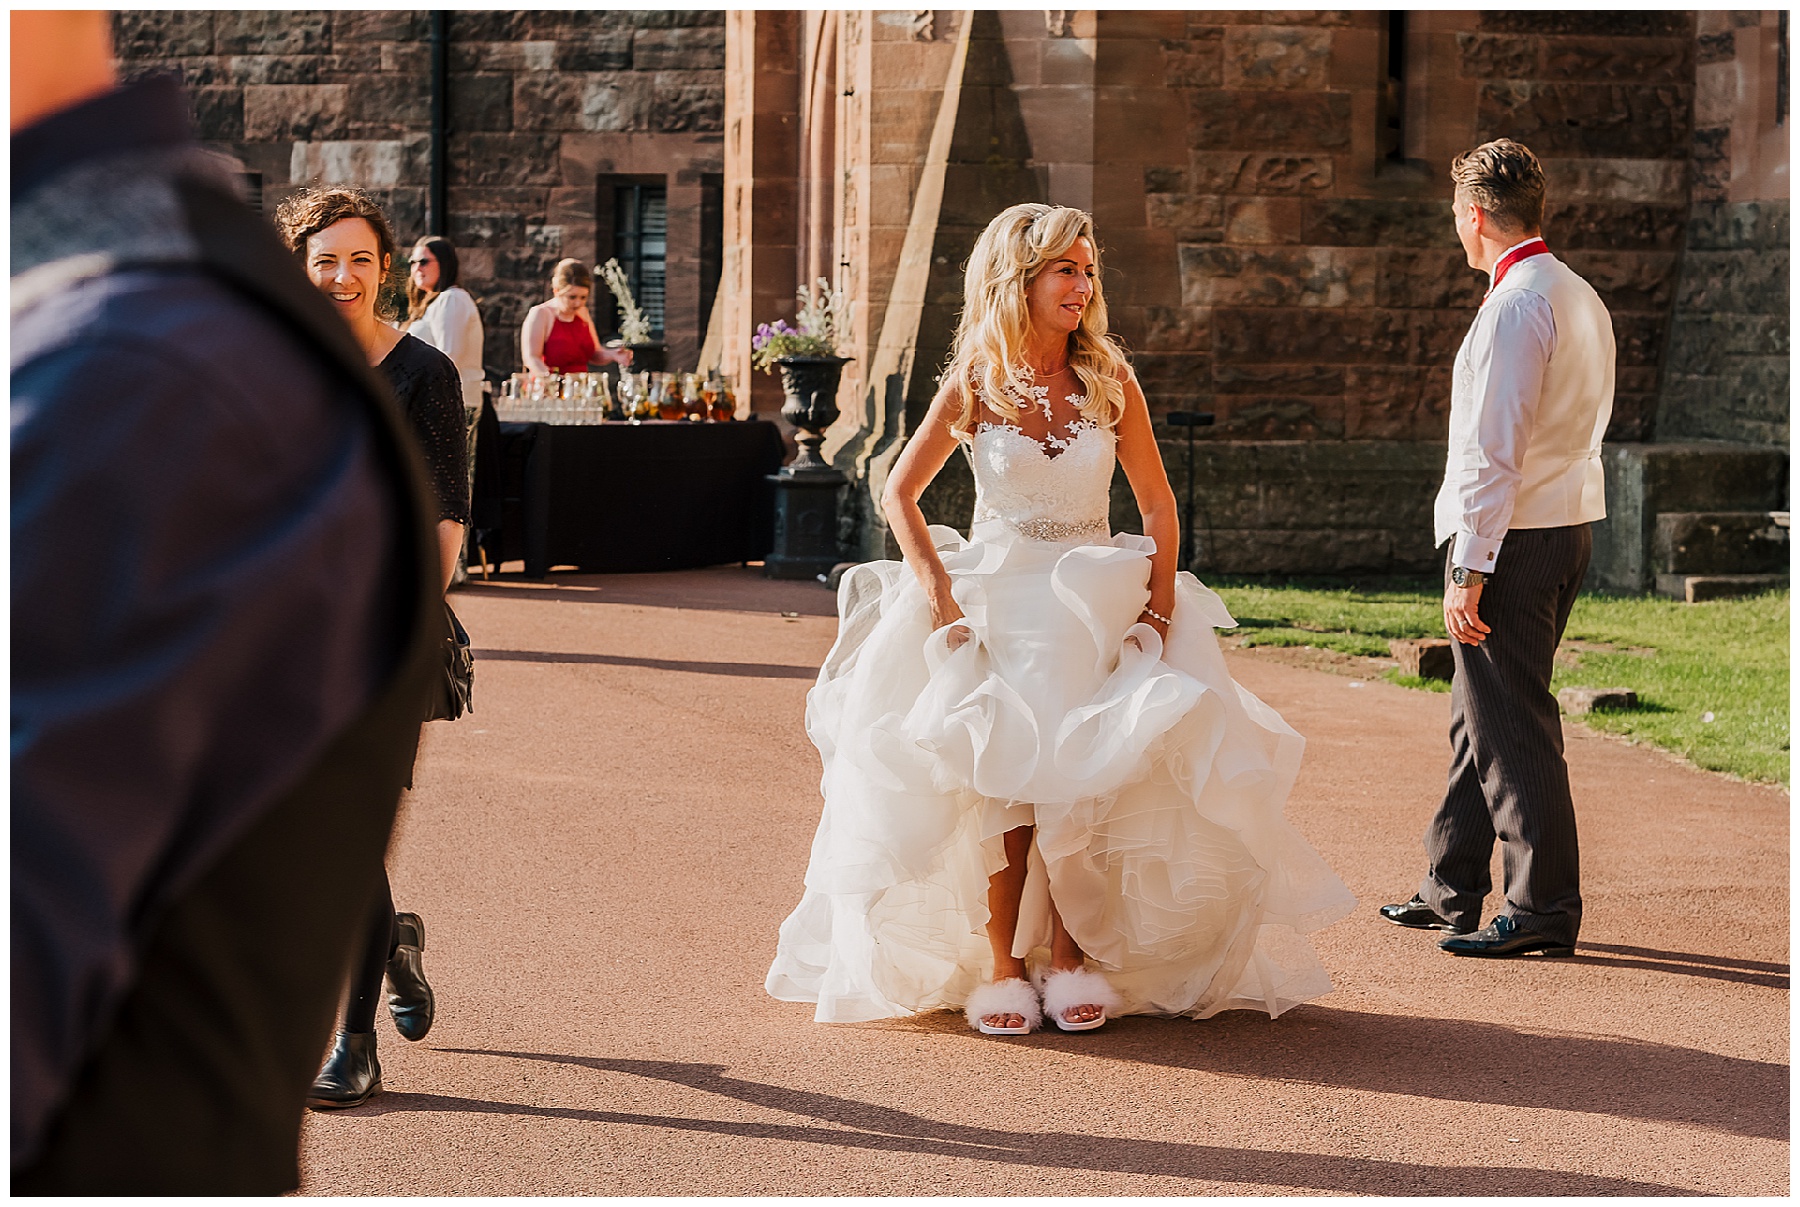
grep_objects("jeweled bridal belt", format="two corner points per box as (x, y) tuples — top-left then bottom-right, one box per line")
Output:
(986, 514), (1110, 542)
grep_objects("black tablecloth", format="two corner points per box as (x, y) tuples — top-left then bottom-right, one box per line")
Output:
(475, 419), (787, 576)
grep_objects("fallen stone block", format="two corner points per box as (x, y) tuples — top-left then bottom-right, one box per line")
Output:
(1390, 637), (1455, 680)
(1558, 686), (1639, 715)
(1655, 573), (1790, 602)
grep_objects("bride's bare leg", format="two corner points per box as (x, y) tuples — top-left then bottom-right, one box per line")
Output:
(1047, 898), (1104, 1027)
(981, 825), (1034, 1028)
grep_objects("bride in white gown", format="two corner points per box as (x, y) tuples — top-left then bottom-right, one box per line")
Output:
(766, 203), (1354, 1034)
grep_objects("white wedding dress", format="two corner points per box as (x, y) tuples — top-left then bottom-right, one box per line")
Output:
(766, 401), (1355, 1022)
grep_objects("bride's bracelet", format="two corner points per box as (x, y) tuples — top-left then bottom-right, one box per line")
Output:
(1140, 605), (1172, 627)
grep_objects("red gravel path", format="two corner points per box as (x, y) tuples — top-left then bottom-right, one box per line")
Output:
(297, 565), (1788, 1196)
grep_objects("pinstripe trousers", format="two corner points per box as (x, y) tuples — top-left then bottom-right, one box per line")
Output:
(1419, 524), (1591, 944)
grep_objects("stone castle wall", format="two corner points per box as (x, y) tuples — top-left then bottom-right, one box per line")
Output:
(1659, 10), (1790, 446)
(115, 10), (726, 378)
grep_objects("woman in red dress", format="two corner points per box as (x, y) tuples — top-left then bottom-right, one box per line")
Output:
(520, 258), (631, 375)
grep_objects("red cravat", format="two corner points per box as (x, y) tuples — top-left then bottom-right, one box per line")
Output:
(1485, 237), (1549, 300)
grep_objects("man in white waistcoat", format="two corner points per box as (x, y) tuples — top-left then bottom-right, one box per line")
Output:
(1380, 138), (1614, 958)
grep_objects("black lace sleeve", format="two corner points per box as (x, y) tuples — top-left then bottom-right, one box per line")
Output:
(378, 334), (470, 525)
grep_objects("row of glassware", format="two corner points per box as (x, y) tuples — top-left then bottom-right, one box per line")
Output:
(495, 370), (740, 425)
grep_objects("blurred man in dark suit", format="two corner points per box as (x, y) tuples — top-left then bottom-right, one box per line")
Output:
(12, 11), (441, 1193)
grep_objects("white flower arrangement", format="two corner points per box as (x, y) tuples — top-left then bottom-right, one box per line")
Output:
(598, 257), (652, 344)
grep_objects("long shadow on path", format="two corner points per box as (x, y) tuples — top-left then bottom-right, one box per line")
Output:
(929, 1006), (1786, 1142)
(395, 1051), (1700, 1195)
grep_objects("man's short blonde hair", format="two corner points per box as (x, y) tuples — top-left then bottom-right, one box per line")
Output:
(1450, 139), (1545, 234)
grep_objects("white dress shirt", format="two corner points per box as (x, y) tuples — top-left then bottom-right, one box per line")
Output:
(1434, 246), (1615, 573)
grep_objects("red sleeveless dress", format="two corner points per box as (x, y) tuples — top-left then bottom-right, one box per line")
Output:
(541, 313), (597, 373)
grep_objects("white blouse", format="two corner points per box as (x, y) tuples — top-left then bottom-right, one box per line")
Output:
(410, 286), (484, 385)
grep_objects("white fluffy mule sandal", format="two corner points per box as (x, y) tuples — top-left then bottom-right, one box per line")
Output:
(964, 978), (1043, 1035)
(1039, 967), (1123, 1032)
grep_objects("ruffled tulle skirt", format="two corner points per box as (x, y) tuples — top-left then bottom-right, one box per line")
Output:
(765, 522), (1355, 1022)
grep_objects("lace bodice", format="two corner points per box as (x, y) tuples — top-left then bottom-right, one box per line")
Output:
(967, 401), (1116, 542)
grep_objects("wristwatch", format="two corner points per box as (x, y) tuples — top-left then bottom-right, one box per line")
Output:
(1450, 565), (1487, 588)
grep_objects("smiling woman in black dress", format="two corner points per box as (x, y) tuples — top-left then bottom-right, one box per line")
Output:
(275, 187), (468, 1108)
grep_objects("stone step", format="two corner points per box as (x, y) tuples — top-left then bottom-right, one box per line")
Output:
(1654, 573), (1790, 602)
(1653, 511), (1790, 575)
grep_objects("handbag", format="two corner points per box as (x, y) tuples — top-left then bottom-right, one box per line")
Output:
(425, 601), (474, 722)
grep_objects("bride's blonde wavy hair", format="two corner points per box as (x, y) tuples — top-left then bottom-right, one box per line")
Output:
(943, 203), (1129, 436)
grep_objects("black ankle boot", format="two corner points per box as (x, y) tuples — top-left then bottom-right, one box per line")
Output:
(307, 1031), (380, 1110)
(385, 911), (435, 1042)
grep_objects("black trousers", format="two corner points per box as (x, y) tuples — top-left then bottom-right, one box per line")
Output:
(1419, 524), (1591, 945)
(13, 756), (399, 1194)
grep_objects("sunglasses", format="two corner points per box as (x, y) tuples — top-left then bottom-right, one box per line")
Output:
(408, 257), (434, 266)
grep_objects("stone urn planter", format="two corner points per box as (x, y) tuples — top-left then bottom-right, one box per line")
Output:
(764, 354), (850, 580)
(773, 354), (850, 476)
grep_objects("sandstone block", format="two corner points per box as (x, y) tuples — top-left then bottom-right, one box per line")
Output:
(1658, 574), (1790, 603)
(332, 10), (427, 42)
(633, 26), (726, 71)
(187, 86), (244, 142)
(1138, 306), (1213, 352)
(1143, 166), (1189, 194)
(1561, 250), (1680, 312)
(1685, 200), (1789, 251)
(1477, 82), (1693, 159)
(1611, 312), (1667, 367)
(1455, 33), (1536, 79)
(1206, 396), (1345, 439)
(1301, 198), (1457, 248)
(1412, 310), (1474, 362)
(1222, 25), (1331, 90)
(1696, 31), (1737, 65)
(1541, 37), (1690, 84)
(1181, 246), (1377, 308)
(289, 136), (428, 188)
(1655, 510), (1790, 576)
(1213, 363), (1344, 395)
(244, 84), (348, 142)
(1162, 33), (1224, 89)
(1244, 154), (1334, 194)
(448, 11), (528, 41)
(1146, 193), (1225, 236)
(1547, 202), (1686, 250)
(1224, 197), (1304, 243)
(1214, 307), (1410, 363)
(655, 71), (723, 133)
(225, 54), (321, 86)
(1344, 366), (1451, 440)
(115, 11), (214, 57)
(215, 11), (331, 56)
(1478, 12), (1688, 37)
(1557, 686), (1637, 714)
(450, 75), (513, 133)
(552, 32), (634, 72)
(447, 133), (562, 187)
(1392, 638), (1455, 681)
(347, 76), (431, 136)
(1541, 157), (1687, 205)
(1376, 249), (1485, 310)
(1186, 91), (1351, 151)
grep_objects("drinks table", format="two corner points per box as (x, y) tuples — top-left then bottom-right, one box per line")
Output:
(476, 418), (788, 577)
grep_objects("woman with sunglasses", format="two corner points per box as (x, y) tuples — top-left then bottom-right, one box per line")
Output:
(405, 236), (485, 416)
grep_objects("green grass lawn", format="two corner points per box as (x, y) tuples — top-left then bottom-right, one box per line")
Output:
(1209, 577), (1790, 785)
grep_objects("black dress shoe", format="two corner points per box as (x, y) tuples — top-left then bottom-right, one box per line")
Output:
(1439, 914), (1575, 958)
(385, 911), (435, 1042)
(307, 1031), (380, 1110)
(1379, 895), (1469, 933)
